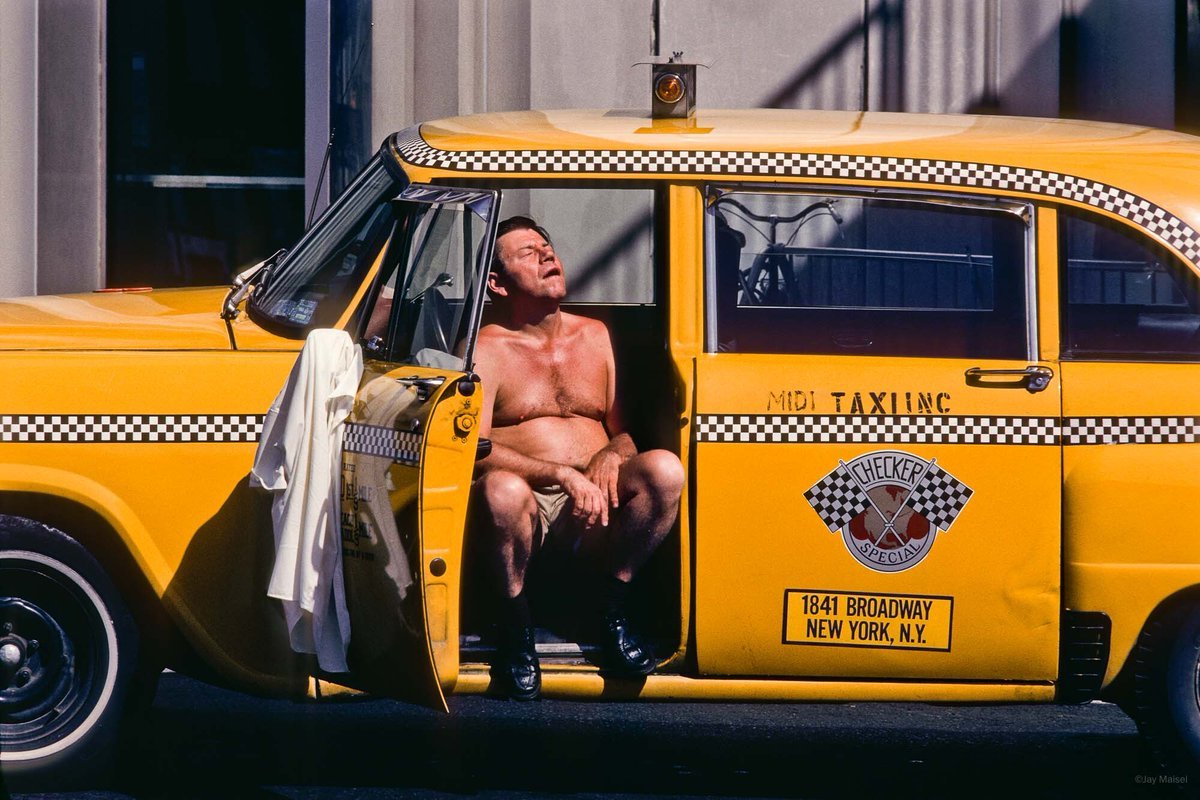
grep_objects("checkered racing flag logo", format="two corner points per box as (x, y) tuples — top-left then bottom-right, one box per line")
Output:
(803, 450), (972, 572)
(902, 462), (973, 530)
(804, 464), (870, 533)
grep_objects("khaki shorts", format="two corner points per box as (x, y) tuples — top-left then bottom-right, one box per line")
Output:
(532, 485), (585, 551)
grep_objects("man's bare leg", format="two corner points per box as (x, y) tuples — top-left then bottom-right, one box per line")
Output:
(473, 470), (538, 598)
(472, 470), (541, 699)
(611, 449), (686, 580)
(579, 449), (685, 675)
(574, 449), (684, 578)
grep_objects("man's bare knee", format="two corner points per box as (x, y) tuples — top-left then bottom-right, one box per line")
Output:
(476, 470), (537, 533)
(623, 450), (685, 505)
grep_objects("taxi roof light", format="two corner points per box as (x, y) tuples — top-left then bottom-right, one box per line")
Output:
(641, 52), (703, 119)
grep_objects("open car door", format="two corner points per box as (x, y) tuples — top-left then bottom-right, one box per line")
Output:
(339, 185), (498, 709)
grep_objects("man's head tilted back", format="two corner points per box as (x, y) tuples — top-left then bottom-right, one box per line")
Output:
(489, 215), (567, 305)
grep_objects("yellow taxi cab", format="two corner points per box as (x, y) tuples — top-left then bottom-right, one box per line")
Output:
(4, 69), (1200, 786)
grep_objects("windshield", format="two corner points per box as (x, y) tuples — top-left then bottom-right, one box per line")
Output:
(249, 156), (405, 335)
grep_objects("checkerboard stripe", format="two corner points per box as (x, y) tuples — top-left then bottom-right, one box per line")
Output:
(0, 414), (263, 442)
(342, 422), (422, 465)
(695, 414), (1200, 446)
(394, 127), (1200, 269)
(4, 412), (1192, 450)
(1061, 416), (1200, 445)
(695, 415), (1060, 445)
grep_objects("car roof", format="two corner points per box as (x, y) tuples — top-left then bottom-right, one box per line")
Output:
(399, 108), (1200, 268)
(418, 106), (1197, 164)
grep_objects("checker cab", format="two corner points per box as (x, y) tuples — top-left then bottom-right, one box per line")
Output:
(4, 103), (1200, 786)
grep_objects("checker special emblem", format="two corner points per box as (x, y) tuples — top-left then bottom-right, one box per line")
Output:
(804, 450), (972, 573)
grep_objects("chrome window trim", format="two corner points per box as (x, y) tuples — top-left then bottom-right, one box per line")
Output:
(703, 187), (720, 352)
(702, 184), (1036, 358)
(1026, 204), (1039, 361)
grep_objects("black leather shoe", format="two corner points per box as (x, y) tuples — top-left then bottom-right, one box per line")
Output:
(492, 626), (541, 700)
(598, 613), (655, 677)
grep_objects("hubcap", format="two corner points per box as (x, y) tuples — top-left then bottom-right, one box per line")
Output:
(0, 552), (118, 760)
(0, 596), (71, 720)
(1193, 640), (1200, 713)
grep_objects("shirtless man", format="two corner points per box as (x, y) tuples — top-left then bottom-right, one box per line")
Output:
(471, 216), (684, 700)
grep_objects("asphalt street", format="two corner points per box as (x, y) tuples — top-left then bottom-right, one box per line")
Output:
(3, 670), (1187, 800)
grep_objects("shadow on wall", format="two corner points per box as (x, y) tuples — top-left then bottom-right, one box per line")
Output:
(760, 0), (890, 111)
(569, 213), (654, 299)
(768, 0), (1178, 125)
(756, 0), (1163, 124)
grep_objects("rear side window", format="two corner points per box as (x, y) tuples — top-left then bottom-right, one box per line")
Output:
(1060, 208), (1200, 361)
(706, 189), (1030, 358)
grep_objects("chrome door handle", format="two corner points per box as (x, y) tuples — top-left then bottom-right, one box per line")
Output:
(396, 375), (446, 401)
(964, 365), (1055, 393)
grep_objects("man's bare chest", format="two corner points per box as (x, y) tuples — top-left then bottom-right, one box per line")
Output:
(492, 353), (607, 424)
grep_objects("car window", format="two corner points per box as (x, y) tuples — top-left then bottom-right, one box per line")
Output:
(706, 189), (1030, 358)
(361, 187), (498, 368)
(1059, 208), (1200, 361)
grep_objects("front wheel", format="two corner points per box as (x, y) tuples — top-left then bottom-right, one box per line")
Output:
(1131, 602), (1200, 781)
(0, 517), (139, 790)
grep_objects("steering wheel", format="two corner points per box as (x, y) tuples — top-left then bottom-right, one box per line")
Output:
(420, 288), (451, 354)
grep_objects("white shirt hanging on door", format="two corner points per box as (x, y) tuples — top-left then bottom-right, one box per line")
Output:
(250, 328), (363, 674)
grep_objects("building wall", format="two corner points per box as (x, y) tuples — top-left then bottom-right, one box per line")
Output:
(664, 0), (867, 111)
(357, 0), (1178, 131)
(1064, 0), (1176, 127)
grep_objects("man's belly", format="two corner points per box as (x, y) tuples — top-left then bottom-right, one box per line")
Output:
(490, 416), (610, 470)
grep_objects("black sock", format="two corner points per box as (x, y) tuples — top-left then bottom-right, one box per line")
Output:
(501, 590), (532, 632)
(598, 574), (632, 619)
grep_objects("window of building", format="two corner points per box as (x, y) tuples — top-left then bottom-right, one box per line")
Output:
(330, 0), (373, 197)
(1059, 208), (1200, 360)
(107, 0), (305, 288)
(706, 189), (1030, 358)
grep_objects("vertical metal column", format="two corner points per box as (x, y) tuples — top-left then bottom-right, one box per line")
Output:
(0, 2), (37, 297)
(305, 0), (332, 224)
(38, 0), (105, 294)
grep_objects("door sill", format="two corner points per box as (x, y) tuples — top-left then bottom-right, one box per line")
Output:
(451, 669), (1056, 703)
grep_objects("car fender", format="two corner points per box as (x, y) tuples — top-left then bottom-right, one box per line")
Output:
(0, 463), (165, 591)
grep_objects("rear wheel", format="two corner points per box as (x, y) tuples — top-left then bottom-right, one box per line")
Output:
(0, 516), (139, 790)
(1131, 602), (1200, 781)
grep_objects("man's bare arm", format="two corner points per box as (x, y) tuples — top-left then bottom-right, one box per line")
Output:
(476, 438), (573, 486)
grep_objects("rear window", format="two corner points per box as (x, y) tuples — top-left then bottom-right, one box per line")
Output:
(707, 189), (1031, 359)
(1060, 208), (1200, 361)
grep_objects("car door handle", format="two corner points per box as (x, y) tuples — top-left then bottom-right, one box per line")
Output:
(396, 375), (446, 402)
(964, 365), (1054, 393)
